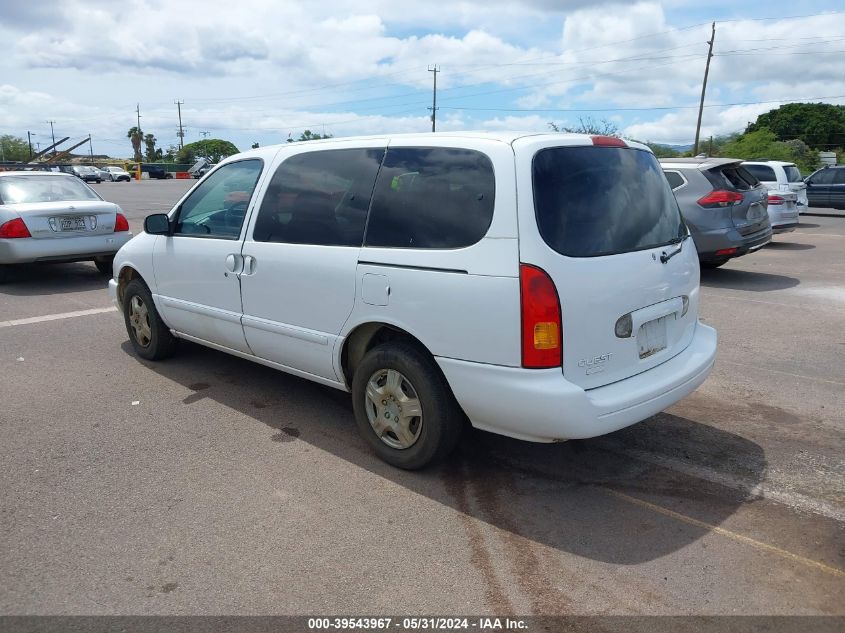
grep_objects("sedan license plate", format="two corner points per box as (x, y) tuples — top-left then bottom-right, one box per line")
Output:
(638, 316), (667, 359)
(58, 217), (87, 231)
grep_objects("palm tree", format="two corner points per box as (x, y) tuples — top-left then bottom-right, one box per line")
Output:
(127, 127), (142, 162)
(143, 134), (157, 162)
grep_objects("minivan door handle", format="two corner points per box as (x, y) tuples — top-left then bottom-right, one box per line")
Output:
(242, 255), (257, 276)
(224, 253), (244, 274)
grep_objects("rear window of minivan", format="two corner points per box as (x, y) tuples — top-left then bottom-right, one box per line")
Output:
(532, 146), (684, 258)
(744, 164), (777, 183)
(783, 165), (803, 182)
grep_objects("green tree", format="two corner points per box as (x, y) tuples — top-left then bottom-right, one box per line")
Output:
(286, 130), (333, 143)
(127, 127), (143, 162)
(176, 139), (239, 164)
(718, 129), (819, 173)
(0, 135), (31, 161)
(143, 134), (157, 162)
(747, 103), (845, 149)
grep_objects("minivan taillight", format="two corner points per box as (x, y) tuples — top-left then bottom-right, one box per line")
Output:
(520, 264), (562, 368)
(767, 195), (785, 205)
(697, 190), (743, 208)
(114, 213), (129, 232)
(0, 218), (31, 238)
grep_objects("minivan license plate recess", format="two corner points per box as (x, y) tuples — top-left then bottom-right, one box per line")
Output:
(638, 316), (667, 359)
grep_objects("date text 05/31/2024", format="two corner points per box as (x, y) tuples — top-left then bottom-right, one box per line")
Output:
(307, 617), (529, 630)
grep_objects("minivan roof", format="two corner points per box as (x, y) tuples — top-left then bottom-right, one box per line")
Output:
(231, 132), (651, 161)
(659, 157), (742, 170)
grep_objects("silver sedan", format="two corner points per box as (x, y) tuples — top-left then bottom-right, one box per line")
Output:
(0, 171), (133, 280)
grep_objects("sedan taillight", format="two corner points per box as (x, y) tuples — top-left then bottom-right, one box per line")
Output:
(768, 195), (785, 205)
(114, 213), (129, 232)
(0, 218), (32, 238)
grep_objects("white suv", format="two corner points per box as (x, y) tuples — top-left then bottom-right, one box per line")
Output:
(109, 133), (717, 469)
(743, 161), (808, 213)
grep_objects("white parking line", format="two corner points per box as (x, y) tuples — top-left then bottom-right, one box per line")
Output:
(0, 307), (117, 328)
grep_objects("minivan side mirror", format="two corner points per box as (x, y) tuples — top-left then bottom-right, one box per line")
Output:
(144, 213), (172, 235)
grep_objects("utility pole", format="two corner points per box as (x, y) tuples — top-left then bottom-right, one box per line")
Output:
(136, 103), (142, 135)
(428, 65), (440, 133)
(27, 131), (35, 160)
(48, 121), (56, 157)
(88, 135), (94, 162)
(693, 22), (716, 156)
(175, 100), (185, 150)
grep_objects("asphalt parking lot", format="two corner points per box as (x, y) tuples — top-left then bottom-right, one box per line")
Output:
(1, 179), (843, 616)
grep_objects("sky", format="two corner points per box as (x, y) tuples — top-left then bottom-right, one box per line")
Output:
(2, 0), (844, 158)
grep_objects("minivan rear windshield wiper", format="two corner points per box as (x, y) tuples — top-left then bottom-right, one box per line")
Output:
(660, 232), (689, 263)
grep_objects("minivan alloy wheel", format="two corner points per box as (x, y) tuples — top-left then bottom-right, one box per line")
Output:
(364, 369), (423, 449)
(128, 295), (152, 347)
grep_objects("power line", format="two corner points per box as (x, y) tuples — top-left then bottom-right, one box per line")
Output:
(438, 95), (845, 113)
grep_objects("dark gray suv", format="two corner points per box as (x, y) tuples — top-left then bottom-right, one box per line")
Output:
(660, 158), (772, 268)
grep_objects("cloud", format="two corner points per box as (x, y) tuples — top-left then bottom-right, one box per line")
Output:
(2, 1), (844, 157)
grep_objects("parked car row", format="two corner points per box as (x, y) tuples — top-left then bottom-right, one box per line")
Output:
(657, 157), (840, 268)
(2, 134), (835, 470)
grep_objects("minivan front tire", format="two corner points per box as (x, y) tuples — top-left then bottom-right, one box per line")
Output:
(123, 279), (177, 360)
(351, 342), (463, 470)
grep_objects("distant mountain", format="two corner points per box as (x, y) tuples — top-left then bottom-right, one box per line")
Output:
(659, 143), (693, 152)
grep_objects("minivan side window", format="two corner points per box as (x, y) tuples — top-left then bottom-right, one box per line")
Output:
(252, 148), (384, 246)
(175, 159), (263, 239)
(364, 147), (496, 249)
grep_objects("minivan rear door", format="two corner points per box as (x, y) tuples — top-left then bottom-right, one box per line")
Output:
(513, 138), (700, 390)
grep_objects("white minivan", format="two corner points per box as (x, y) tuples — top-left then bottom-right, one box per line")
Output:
(109, 133), (717, 469)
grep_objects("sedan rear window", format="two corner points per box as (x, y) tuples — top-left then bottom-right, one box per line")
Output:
(533, 146), (684, 258)
(0, 175), (101, 205)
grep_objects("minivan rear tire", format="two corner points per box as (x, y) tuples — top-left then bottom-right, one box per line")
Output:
(351, 342), (463, 470)
(700, 260), (728, 269)
(123, 279), (177, 360)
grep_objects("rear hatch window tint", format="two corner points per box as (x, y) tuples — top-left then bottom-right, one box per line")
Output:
(743, 164), (777, 182)
(783, 165), (803, 182)
(717, 166), (759, 190)
(532, 146), (685, 258)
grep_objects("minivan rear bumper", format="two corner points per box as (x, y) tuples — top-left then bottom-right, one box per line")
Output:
(436, 322), (717, 443)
